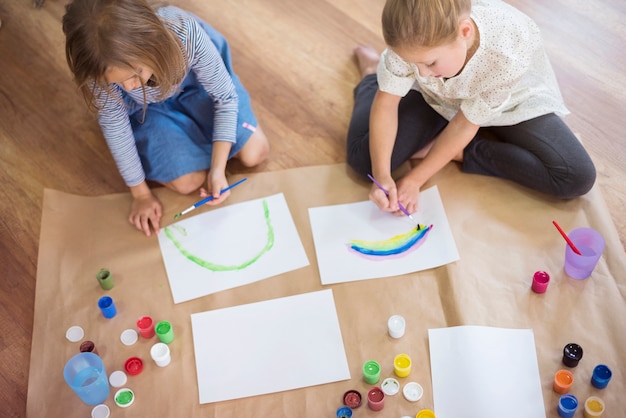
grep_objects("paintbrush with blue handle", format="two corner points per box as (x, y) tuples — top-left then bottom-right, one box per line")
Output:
(174, 177), (248, 219)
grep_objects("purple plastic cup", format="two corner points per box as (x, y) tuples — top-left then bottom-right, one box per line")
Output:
(564, 228), (605, 279)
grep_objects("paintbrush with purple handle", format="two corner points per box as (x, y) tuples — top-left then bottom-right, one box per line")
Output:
(367, 174), (418, 225)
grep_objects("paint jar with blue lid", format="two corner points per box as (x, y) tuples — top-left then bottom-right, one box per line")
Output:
(336, 406), (352, 418)
(558, 394), (578, 418)
(97, 296), (117, 319)
(591, 364), (612, 389)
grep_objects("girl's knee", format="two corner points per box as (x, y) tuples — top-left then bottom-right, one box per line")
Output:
(236, 127), (269, 167)
(555, 161), (597, 199)
(346, 137), (372, 178)
(167, 171), (206, 195)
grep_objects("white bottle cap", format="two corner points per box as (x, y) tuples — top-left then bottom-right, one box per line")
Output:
(388, 315), (406, 338)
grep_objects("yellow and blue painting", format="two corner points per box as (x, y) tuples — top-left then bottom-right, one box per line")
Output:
(348, 224), (432, 258)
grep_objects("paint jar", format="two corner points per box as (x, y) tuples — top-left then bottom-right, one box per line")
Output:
(336, 406), (352, 418)
(591, 364), (612, 389)
(124, 357), (143, 376)
(583, 396), (605, 418)
(362, 360), (381, 384)
(79, 340), (98, 355)
(416, 410), (437, 418)
(150, 342), (171, 367)
(155, 321), (175, 344)
(137, 315), (155, 338)
(367, 387), (384, 411)
(63, 352), (110, 406)
(562, 343), (583, 367)
(558, 394), (578, 418)
(394, 353), (412, 377)
(553, 369), (574, 394)
(96, 268), (114, 290)
(342, 389), (362, 408)
(388, 315), (406, 338)
(531, 271), (550, 293)
(114, 388), (135, 408)
(97, 296), (117, 319)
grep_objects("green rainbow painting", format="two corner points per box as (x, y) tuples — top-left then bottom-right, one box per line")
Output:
(348, 224), (433, 257)
(163, 199), (275, 271)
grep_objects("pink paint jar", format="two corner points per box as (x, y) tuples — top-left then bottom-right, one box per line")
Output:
(531, 271), (550, 293)
(367, 387), (384, 411)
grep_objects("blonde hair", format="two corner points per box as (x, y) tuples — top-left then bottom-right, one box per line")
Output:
(382, 0), (471, 48)
(62, 0), (187, 113)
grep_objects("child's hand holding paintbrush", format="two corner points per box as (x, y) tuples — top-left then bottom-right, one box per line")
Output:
(368, 174), (419, 226)
(174, 177), (248, 219)
(199, 171), (233, 207)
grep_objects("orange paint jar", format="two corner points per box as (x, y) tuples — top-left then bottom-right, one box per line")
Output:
(553, 369), (574, 394)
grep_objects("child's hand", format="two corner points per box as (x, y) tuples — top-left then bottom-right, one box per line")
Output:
(129, 193), (162, 237)
(199, 171), (230, 206)
(396, 176), (420, 215)
(369, 176), (399, 213)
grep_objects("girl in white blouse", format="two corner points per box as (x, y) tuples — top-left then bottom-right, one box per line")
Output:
(347, 0), (595, 215)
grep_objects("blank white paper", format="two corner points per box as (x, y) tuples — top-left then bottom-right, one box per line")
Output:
(308, 186), (459, 284)
(158, 193), (309, 303)
(429, 326), (546, 418)
(190, 289), (351, 403)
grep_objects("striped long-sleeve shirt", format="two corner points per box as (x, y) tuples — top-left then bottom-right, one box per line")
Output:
(94, 6), (238, 187)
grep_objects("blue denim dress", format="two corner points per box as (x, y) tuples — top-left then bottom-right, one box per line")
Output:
(123, 19), (257, 183)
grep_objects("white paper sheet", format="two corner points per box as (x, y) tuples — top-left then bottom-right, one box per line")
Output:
(428, 326), (546, 418)
(190, 289), (351, 403)
(158, 193), (309, 303)
(308, 186), (459, 284)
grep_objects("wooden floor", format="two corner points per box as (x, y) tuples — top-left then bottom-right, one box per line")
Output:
(0, 0), (624, 415)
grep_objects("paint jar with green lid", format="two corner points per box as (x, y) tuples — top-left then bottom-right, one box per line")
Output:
(362, 360), (381, 384)
(96, 269), (114, 290)
(114, 388), (134, 408)
(155, 321), (175, 344)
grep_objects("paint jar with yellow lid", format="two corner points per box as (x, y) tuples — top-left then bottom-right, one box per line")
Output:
(583, 396), (605, 418)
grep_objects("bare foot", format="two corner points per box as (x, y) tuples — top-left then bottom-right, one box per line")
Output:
(353, 45), (380, 78)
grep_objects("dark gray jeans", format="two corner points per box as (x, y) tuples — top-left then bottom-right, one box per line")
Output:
(346, 74), (596, 199)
